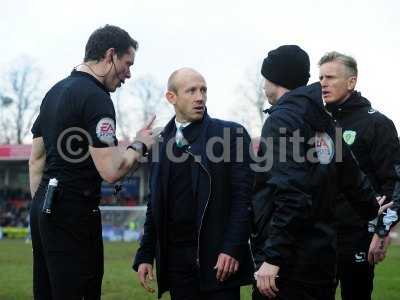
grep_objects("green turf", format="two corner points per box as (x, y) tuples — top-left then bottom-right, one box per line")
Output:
(0, 240), (399, 299)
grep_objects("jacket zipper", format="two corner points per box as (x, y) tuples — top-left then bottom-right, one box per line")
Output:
(185, 146), (212, 267)
(248, 237), (256, 269)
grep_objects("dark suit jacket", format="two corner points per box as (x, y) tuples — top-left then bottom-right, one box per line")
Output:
(133, 112), (255, 298)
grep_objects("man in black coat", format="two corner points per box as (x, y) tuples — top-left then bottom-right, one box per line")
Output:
(251, 45), (390, 300)
(133, 68), (255, 299)
(28, 25), (155, 300)
(319, 51), (400, 300)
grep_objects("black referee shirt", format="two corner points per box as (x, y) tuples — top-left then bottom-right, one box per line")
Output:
(31, 70), (117, 199)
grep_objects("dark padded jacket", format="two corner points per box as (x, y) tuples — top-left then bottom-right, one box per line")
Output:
(327, 92), (400, 250)
(252, 83), (379, 286)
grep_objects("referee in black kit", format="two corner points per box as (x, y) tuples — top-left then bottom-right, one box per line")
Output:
(28, 25), (156, 299)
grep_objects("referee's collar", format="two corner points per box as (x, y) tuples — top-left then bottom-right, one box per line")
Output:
(71, 69), (109, 95)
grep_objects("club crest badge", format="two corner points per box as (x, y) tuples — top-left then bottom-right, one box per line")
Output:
(343, 130), (357, 146)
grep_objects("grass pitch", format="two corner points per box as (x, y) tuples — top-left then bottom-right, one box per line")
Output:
(0, 240), (399, 299)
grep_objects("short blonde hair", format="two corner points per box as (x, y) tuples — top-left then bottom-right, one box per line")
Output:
(318, 51), (358, 77)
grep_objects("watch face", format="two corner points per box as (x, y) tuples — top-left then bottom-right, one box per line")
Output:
(129, 141), (147, 156)
(132, 142), (143, 153)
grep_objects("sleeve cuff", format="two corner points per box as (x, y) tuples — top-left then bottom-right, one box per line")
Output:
(220, 244), (242, 261)
(132, 256), (154, 272)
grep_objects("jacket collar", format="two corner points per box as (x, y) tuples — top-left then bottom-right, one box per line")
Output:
(161, 112), (210, 142)
(326, 91), (371, 115)
(158, 112), (211, 168)
(263, 82), (331, 131)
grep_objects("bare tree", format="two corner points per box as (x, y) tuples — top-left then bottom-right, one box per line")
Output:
(0, 96), (13, 144)
(233, 63), (267, 136)
(112, 75), (170, 142)
(112, 89), (132, 142)
(129, 75), (165, 124)
(111, 76), (168, 201)
(0, 57), (42, 144)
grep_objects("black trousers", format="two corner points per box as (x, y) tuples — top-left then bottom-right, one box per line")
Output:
(167, 244), (240, 300)
(30, 184), (103, 300)
(252, 278), (335, 300)
(336, 251), (374, 300)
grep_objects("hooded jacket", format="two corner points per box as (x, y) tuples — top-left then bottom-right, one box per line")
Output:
(252, 83), (379, 286)
(326, 92), (400, 250)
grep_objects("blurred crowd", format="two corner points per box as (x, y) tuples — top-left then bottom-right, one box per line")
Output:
(0, 189), (30, 227)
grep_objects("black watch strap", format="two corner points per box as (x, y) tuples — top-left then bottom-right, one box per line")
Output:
(127, 141), (148, 156)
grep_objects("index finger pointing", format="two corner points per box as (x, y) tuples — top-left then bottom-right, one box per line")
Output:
(381, 201), (393, 211)
(145, 115), (156, 129)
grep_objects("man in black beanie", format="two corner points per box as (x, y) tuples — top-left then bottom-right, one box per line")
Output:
(251, 45), (387, 300)
(260, 45), (310, 95)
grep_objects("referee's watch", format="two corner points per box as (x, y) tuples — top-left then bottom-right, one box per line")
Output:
(127, 141), (148, 157)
